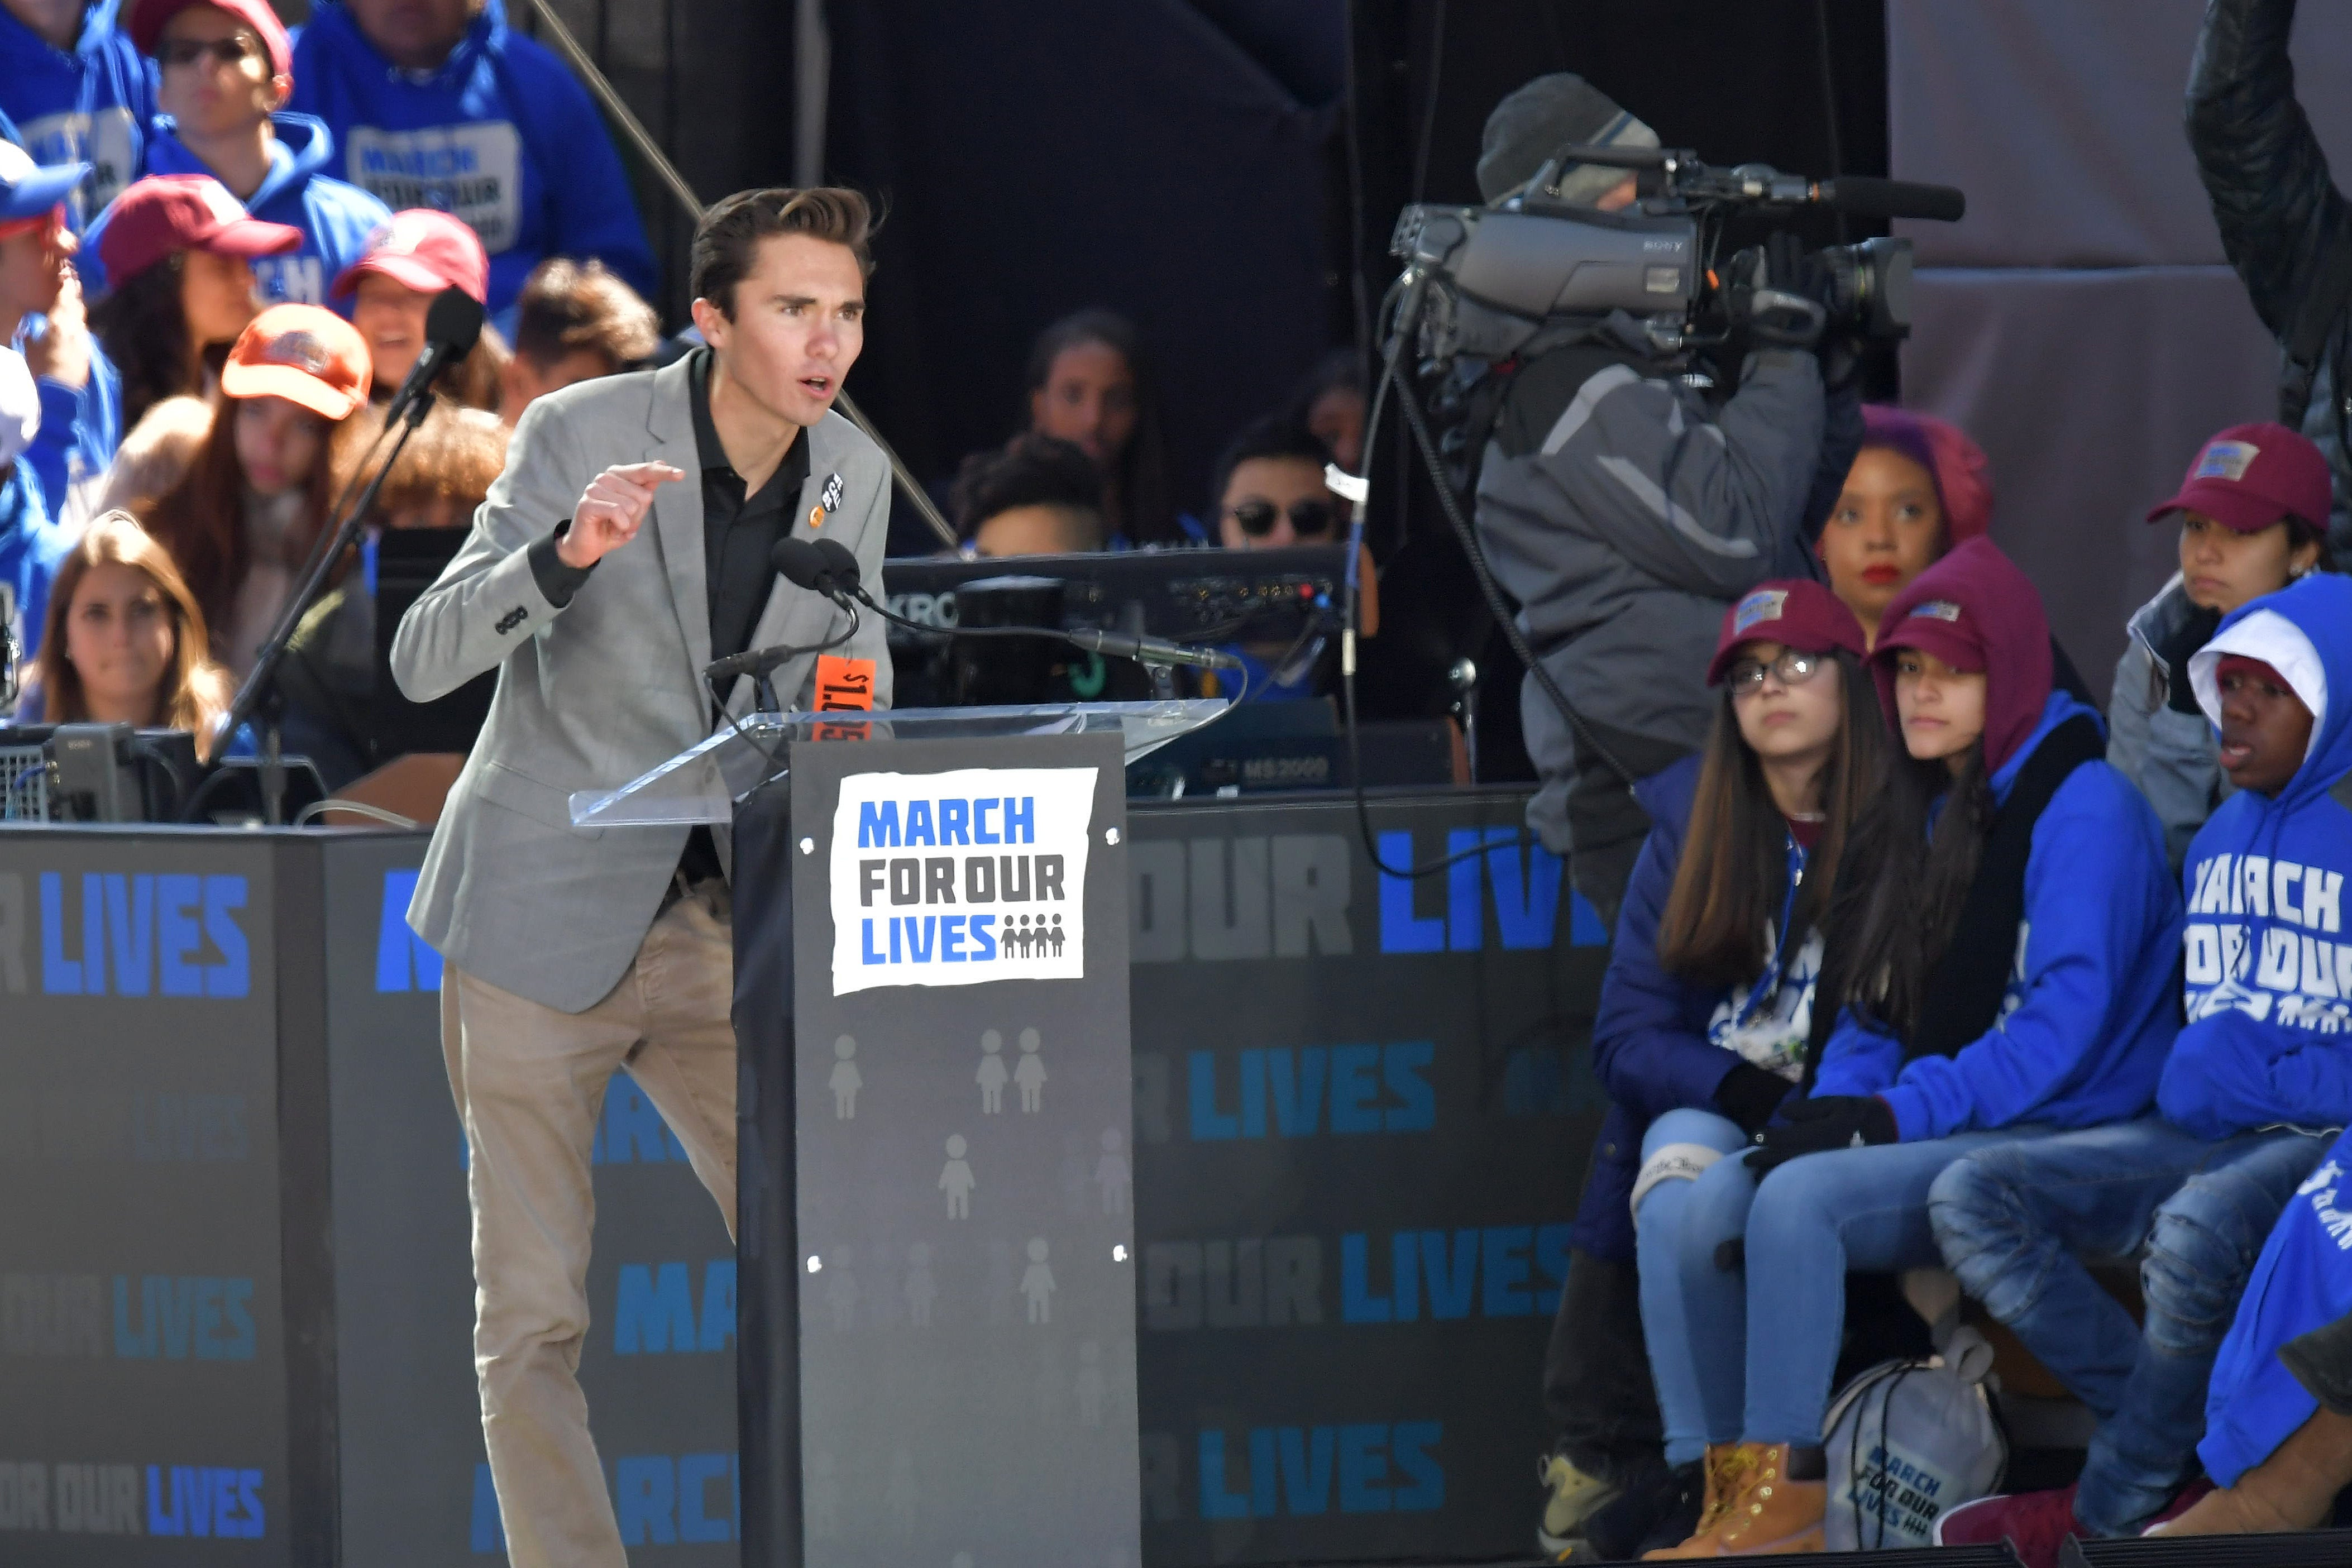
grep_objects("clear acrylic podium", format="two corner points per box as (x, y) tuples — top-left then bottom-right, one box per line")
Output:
(568, 697), (1227, 828)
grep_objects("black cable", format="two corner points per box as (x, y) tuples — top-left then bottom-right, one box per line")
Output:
(1812, 0), (1849, 246)
(1409, 1), (1446, 205)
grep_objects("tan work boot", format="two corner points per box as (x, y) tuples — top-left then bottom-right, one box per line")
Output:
(1643, 1445), (1748, 1560)
(1652, 1442), (1826, 1557)
(2147, 1407), (2352, 1538)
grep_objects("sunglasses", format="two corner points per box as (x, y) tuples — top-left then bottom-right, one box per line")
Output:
(1228, 498), (1337, 539)
(1726, 650), (1828, 692)
(160, 34), (262, 68)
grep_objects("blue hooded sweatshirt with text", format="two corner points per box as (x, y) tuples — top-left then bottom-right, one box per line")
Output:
(106, 113), (393, 308)
(2197, 1121), (2352, 1485)
(1811, 690), (2185, 1139)
(1, 453), (69, 666)
(289, 0), (654, 314)
(2163, 573), (2352, 1139)
(0, 0), (154, 224)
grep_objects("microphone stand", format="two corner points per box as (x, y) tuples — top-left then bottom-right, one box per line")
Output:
(192, 391), (435, 824)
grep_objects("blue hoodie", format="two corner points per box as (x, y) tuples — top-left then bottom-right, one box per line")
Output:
(1811, 690), (2185, 1139)
(0, 0), (155, 224)
(1, 454), (68, 669)
(2197, 1121), (2352, 1485)
(2162, 573), (2352, 1139)
(289, 0), (655, 314)
(103, 113), (393, 309)
(20, 344), (120, 525)
(1576, 753), (1827, 1259)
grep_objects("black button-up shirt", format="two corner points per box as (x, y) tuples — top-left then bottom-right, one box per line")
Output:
(691, 346), (809, 667)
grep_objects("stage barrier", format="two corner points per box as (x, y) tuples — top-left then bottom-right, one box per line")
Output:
(0, 787), (1604, 1564)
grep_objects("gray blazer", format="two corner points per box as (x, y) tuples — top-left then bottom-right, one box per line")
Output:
(390, 356), (893, 1012)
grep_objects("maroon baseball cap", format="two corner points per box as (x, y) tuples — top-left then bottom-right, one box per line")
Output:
(1705, 579), (1870, 686)
(128, 0), (294, 80)
(2145, 422), (2331, 536)
(331, 209), (490, 304)
(97, 174), (302, 284)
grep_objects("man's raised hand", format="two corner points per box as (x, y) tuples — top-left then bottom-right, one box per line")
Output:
(558, 461), (686, 568)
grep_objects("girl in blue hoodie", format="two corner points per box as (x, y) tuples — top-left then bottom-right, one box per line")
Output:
(0, 0), (154, 223)
(1543, 580), (1889, 1559)
(1931, 571), (2352, 1564)
(1643, 538), (2183, 1558)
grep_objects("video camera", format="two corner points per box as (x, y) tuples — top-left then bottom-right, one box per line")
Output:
(1387, 142), (1966, 369)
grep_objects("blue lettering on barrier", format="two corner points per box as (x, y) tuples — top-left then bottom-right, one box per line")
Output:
(1187, 1043), (1434, 1140)
(37, 872), (249, 996)
(471, 1464), (506, 1552)
(376, 870), (444, 991)
(145, 1464), (264, 1537)
(1197, 1424), (1443, 1517)
(112, 1275), (256, 1359)
(614, 1260), (734, 1354)
(1375, 829), (1597, 953)
(1343, 1224), (1574, 1322)
(614, 1453), (740, 1546)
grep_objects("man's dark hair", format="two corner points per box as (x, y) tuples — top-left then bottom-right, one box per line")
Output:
(952, 434), (1105, 543)
(690, 187), (874, 318)
(512, 257), (660, 371)
(1208, 414), (1330, 517)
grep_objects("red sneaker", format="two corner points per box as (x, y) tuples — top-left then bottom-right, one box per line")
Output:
(1933, 1484), (2081, 1568)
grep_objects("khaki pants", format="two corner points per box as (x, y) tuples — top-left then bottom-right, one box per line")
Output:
(440, 883), (738, 1568)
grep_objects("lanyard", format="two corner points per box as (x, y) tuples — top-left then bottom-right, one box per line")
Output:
(1733, 830), (1808, 1029)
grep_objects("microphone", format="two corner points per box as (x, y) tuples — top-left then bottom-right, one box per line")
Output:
(1064, 627), (1245, 672)
(702, 538), (863, 684)
(385, 287), (486, 419)
(813, 537), (1246, 673)
(1811, 176), (1966, 223)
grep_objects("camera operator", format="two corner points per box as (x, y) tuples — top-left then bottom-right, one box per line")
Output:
(2189, 0), (2352, 547)
(1464, 75), (1863, 1560)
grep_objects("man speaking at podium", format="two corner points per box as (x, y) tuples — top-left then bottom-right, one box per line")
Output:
(389, 187), (892, 1567)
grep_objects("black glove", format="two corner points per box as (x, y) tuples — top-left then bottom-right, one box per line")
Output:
(1724, 235), (1828, 350)
(1743, 1094), (1897, 1173)
(1713, 1061), (1796, 1137)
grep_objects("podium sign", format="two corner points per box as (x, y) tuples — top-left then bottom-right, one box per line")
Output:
(734, 731), (1141, 1566)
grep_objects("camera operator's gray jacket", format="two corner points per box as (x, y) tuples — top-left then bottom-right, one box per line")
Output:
(1475, 313), (1829, 867)
(2106, 574), (2225, 874)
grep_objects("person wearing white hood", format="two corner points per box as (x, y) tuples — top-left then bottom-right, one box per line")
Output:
(1, 343), (73, 682)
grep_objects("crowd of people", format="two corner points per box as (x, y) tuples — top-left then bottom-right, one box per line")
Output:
(0, 0), (679, 777)
(1531, 407), (2352, 1562)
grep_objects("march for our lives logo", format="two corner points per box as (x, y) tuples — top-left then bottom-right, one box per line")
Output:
(831, 767), (1097, 995)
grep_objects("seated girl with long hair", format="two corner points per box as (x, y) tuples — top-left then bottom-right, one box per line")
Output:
(137, 303), (372, 678)
(1567, 580), (1888, 1555)
(25, 511), (234, 758)
(1642, 539), (2183, 1559)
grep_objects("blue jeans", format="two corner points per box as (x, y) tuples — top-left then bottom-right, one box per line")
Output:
(1927, 1119), (2328, 1535)
(1643, 1120), (2046, 1451)
(1634, 1108), (1754, 1465)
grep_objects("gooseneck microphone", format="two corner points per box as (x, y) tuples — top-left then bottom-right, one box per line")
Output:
(701, 539), (859, 685)
(801, 537), (1246, 673)
(389, 288), (486, 416)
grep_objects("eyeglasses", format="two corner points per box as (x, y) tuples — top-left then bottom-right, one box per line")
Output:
(1726, 650), (1828, 692)
(1228, 498), (1336, 539)
(160, 34), (261, 68)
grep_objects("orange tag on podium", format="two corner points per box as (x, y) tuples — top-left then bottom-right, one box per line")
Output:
(814, 655), (876, 712)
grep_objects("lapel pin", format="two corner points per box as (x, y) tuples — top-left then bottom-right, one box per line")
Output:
(820, 472), (844, 513)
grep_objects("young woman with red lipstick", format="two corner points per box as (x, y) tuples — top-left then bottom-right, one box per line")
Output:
(1816, 405), (1992, 646)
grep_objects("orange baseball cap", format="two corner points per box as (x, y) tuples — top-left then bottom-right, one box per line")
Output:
(221, 304), (372, 419)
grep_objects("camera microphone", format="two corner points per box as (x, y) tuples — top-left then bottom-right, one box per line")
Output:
(1810, 176), (1966, 223)
(810, 539), (1245, 673)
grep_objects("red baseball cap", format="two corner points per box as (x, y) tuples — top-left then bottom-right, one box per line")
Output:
(97, 174), (301, 284)
(331, 209), (490, 304)
(2146, 422), (2331, 537)
(1705, 579), (1870, 686)
(221, 304), (372, 419)
(128, 0), (294, 81)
